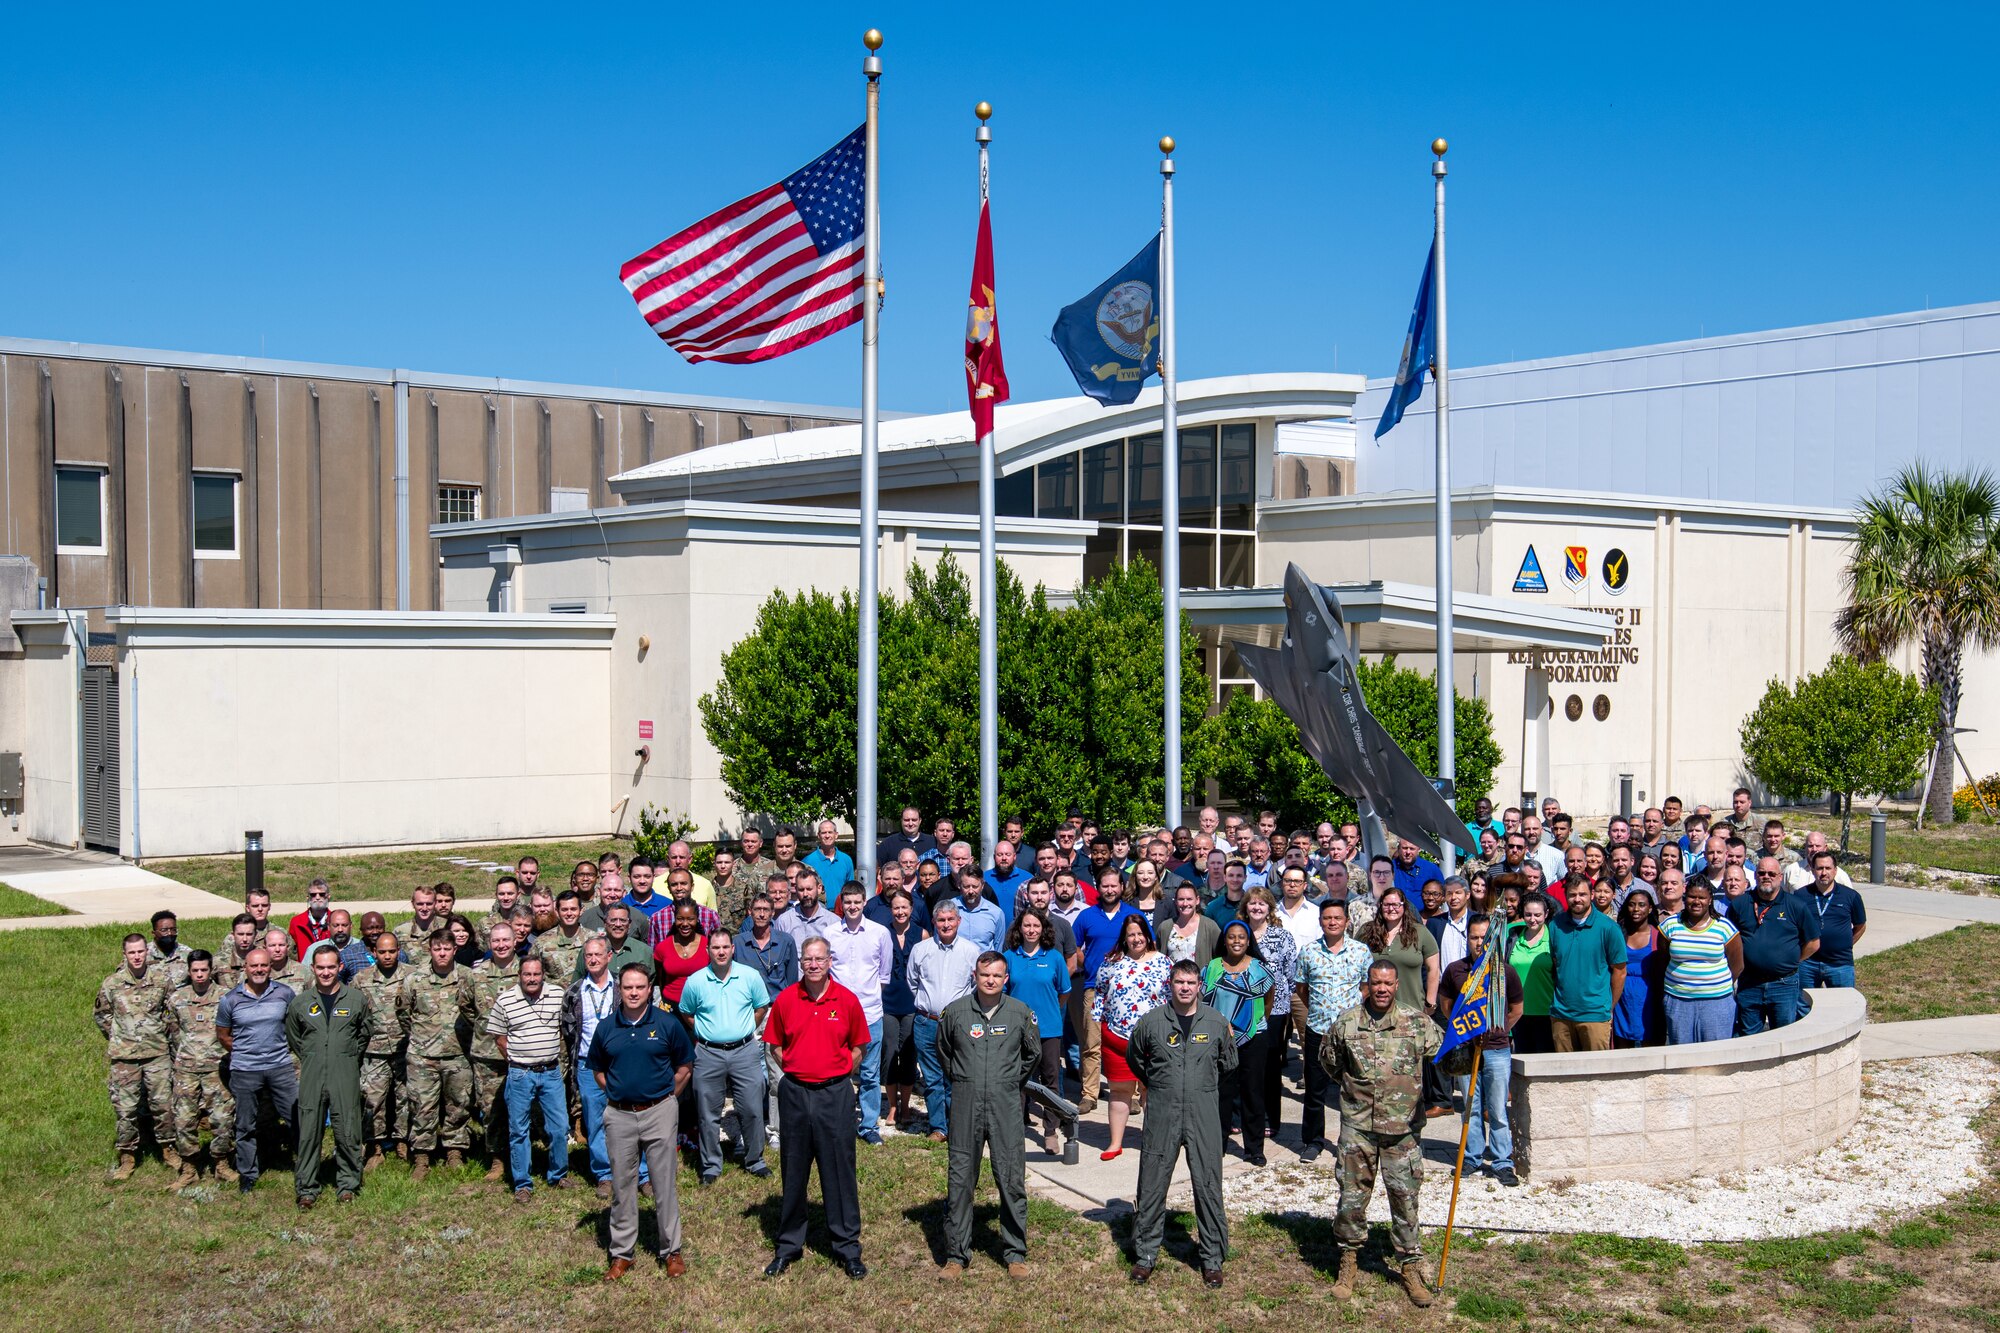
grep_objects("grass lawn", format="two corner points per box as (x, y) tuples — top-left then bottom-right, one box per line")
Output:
(147, 838), (623, 904)
(0, 881), (74, 918)
(1855, 924), (2000, 1023)
(1784, 808), (2000, 883)
(6, 920), (2000, 1332)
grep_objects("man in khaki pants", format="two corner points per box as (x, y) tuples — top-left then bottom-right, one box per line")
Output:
(586, 963), (695, 1280)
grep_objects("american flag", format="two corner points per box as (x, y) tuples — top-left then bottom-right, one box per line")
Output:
(620, 127), (867, 365)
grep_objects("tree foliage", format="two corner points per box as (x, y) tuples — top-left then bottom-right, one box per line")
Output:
(1189, 657), (1503, 834)
(1740, 657), (1935, 850)
(1837, 464), (2000, 825)
(698, 553), (1209, 840)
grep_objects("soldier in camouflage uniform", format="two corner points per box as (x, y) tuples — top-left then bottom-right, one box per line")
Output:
(723, 827), (774, 931)
(468, 921), (523, 1181)
(398, 927), (476, 1180)
(212, 915), (260, 991)
(146, 910), (191, 991)
(96, 934), (175, 1181)
(534, 892), (590, 987)
(1323, 958), (1443, 1307)
(477, 876), (536, 954)
(351, 929), (409, 1169)
(165, 950), (237, 1187)
(265, 929), (307, 992)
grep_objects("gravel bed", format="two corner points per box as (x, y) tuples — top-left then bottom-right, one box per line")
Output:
(1199, 1054), (1999, 1242)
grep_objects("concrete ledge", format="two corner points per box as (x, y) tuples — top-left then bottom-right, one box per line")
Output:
(1511, 989), (1866, 1183)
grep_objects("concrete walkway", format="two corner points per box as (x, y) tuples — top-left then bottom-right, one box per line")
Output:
(0, 845), (239, 932)
(1859, 1014), (2000, 1061)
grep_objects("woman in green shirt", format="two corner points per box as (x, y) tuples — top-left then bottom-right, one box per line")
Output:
(1505, 895), (1555, 1053)
(1358, 890), (1438, 1016)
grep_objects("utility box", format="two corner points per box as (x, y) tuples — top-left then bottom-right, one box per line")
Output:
(0, 752), (22, 801)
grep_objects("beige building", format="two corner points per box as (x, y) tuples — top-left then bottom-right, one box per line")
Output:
(0, 335), (856, 615)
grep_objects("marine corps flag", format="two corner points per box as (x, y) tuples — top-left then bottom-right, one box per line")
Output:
(964, 200), (1010, 438)
(1050, 235), (1161, 406)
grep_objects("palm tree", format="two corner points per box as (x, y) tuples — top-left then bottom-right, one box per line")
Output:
(1836, 464), (2000, 824)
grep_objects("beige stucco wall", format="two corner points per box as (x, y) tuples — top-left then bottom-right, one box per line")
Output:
(1510, 989), (1865, 1183)
(108, 611), (615, 858)
(439, 502), (1092, 839)
(13, 614), (81, 846)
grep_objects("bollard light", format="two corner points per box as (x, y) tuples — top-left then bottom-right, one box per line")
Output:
(244, 830), (265, 893)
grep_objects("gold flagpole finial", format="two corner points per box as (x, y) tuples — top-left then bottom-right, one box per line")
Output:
(1159, 135), (1175, 156)
(975, 101), (992, 121)
(863, 28), (883, 50)
(1432, 137), (1449, 158)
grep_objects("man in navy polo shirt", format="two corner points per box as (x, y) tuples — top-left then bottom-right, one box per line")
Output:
(588, 962), (695, 1281)
(1797, 850), (1867, 990)
(1734, 858), (1820, 1034)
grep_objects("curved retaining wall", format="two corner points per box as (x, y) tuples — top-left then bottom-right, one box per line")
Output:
(1510, 989), (1866, 1183)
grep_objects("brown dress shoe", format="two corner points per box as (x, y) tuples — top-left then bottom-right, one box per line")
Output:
(1128, 1264), (1153, 1285)
(1203, 1268), (1224, 1289)
(663, 1251), (687, 1278)
(605, 1258), (634, 1283)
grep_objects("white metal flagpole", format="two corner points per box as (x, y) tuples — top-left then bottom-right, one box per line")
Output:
(1431, 137), (1456, 875)
(856, 29), (884, 891)
(976, 102), (999, 868)
(1159, 135), (1182, 830)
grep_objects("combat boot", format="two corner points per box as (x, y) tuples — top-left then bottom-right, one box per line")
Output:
(445, 1149), (467, 1170)
(363, 1143), (384, 1172)
(1331, 1248), (1357, 1300)
(484, 1158), (505, 1183)
(162, 1146), (183, 1171)
(110, 1152), (137, 1182)
(169, 1161), (198, 1191)
(410, 1152), (431, 1182)
(1399, 1260), (1435, 1308)
(212, 1156), (240, 1184)
(396, 1141), (409, 1161)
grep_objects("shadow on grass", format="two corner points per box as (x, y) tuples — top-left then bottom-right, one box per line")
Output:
(899, 1192), (1024, 1268)
(1263, 1212), (1412, 1282)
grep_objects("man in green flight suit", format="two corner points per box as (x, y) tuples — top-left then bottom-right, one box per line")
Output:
(1324, 957), (1444, 1306)
(1126, 958), (1236, 1289)
(936, 951), (1042, 1278)
(286, 942), (371, 1209)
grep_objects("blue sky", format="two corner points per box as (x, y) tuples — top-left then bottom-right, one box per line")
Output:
(4, 3), (1996, 414)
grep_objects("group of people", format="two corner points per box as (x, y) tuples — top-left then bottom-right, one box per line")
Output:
(95, 792), (1869, 1302)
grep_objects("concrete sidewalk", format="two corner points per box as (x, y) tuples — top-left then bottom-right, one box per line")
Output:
(0, 845), (237, 932)
(1859, 1014), (2000, 1061)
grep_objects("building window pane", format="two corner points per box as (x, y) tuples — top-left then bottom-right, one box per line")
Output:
(1035, 456), (1078, 519)
(1128, 526), (1162, 578)
(1220, 533), (1255, 588)
(437, 484), (481, 525)
(1179, 531), (1215, 590)
(192, 473), (238, 555)
(1081, 441), (1123, 520)
(1127, 433), (1162, 521)
(55, 467), (105, 551)
(1084, 531), (1119, 586)
(1179, 426), (1215, 524)
(1220, 423), (1256, 529)
(996, 468), (1034, 518)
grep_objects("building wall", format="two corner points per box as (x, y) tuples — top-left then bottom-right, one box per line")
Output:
(1256, 488), (2000, 820)
(0, 338), (854, 618)
(13, 614), (82, 846)
(1357, 301), (2000, 511)
(438, 503), (1092, 838)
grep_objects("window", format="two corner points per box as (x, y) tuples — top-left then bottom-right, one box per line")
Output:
(1034, 456), (1078, 519)
(55, 466), (106, 553)
(192, 473), (239, 557)
(437, 484), (481, 525)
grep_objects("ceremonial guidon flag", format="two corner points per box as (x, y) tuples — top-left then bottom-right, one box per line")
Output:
(620, 127), (866, 364)
(1050, 235), (1161, 406)
(1375, 245), (1437, 438)
(1434, 946), (1502, 1063)
(964, 200), (1010, 438)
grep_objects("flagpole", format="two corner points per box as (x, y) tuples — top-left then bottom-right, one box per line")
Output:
(856, 28), (884, 893)
(1431, 137), (1456, 876)
(1159, 135), (1182, 830)
(1435, 1039), (1480, 1292)
(975, 101), (999, 869)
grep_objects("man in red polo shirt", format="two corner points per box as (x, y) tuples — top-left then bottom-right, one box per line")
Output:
(761, 936), (870, 1280)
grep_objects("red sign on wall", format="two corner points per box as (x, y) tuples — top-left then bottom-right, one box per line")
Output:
(638, 720), (654, 740)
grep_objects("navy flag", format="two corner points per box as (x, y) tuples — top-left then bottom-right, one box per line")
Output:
(1375, 244), (1436, 439)
(1050, 235), (1161, 405)
(1434, 943), (1501, 1063)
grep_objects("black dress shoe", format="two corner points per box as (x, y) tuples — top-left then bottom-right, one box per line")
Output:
(843, 1258), (868, 1280)
(1203, 1268), (1224, 1289)
(763, 1255), (795, 1278)
(1129, 1264), (1153, 1285)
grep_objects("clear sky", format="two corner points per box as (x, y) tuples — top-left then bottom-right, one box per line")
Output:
(4, 3), (1996, 414)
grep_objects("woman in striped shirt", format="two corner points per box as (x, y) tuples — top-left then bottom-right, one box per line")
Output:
(1658, 880), (1743, 1044)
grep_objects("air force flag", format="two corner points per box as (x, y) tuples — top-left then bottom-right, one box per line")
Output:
(1050, 235), (1161, 406)
(1375, 245), (1436, 439)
